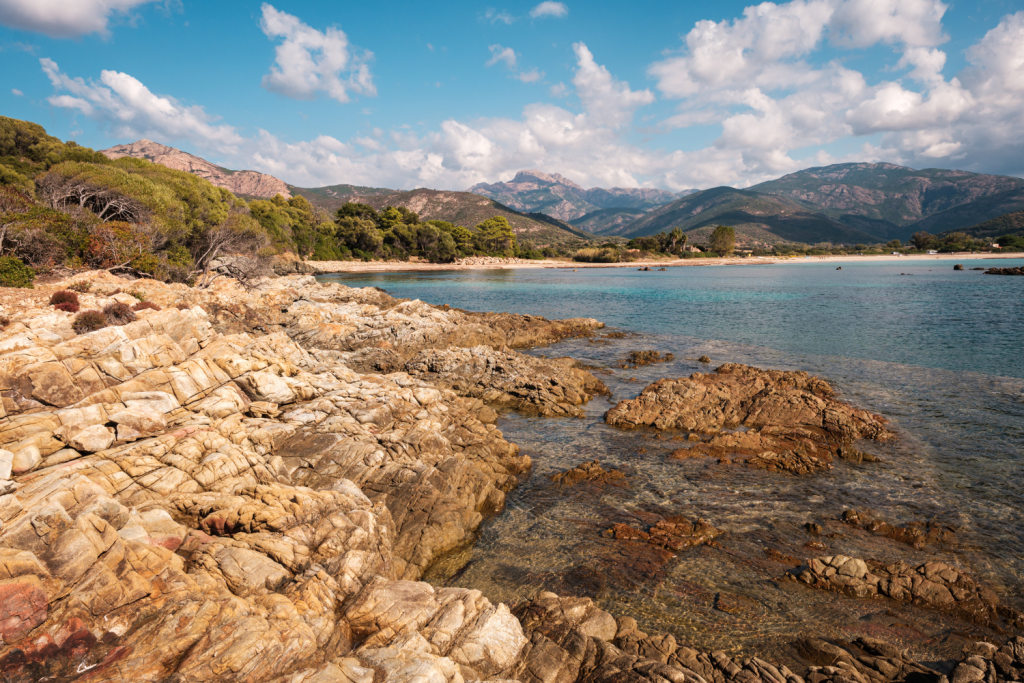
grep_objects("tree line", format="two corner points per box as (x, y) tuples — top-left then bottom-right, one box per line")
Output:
(0, 115), (538, 288)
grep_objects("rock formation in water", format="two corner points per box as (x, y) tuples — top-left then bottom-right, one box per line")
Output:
(550, 460), (627, 488)
(840, 509), (958, 549)
(795, 555), (1024, 630)
(604, 363), (892, 474)
(984, 266), (1024, 275)
(619, 350), (674, 369)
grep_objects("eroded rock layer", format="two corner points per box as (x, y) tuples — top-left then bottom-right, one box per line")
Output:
(0, 273), (605, 682)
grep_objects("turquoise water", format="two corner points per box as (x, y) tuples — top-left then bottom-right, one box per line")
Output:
(316, 260), (1024, 662)
(318, 259), (1024, 378)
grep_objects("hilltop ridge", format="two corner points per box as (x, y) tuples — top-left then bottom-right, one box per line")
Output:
(470, 169), (689, 225)
(101, 139), (292, 199)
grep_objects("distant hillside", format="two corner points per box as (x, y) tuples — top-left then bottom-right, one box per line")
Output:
(469, 169), (686, 222)
(620, 187), (881, 246)
(290, 183), (397, 211)
(909, 187), (1024, 236)
(101, 140), (291, 199)
(751, 163), (1024, 240)
(939, 210), (1024, 239)
(353, 188), (595, 245)
(570, 207), (647, 234)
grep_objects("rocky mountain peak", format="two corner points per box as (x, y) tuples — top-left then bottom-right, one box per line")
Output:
(510, 169), (585, 190)
(101, 139), (291, 199)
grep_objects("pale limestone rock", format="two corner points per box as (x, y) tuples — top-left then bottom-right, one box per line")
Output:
(357, 632), (465, 683)
(12, 445), (41, 474)
(108, 406), (167, 433)
(123, 390), (181, 414)
(68, 424), (115, 453)
(0, 449), (12, 480)
(240, 370), (298, 405)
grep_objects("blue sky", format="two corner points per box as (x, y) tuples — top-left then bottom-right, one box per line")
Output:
(1, 0), (1023, 191)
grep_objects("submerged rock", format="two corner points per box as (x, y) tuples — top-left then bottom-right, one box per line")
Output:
(604, 514), (722, 551)
(550, 460), (627, 488)
(513, 592), (806, 683)
(841, 509), (958, 549)
(619, 350), (674, 369)
(795, 554), (1024, 630)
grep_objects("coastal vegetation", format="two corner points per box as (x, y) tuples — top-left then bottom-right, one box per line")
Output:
(0, 116), (578, 285)
(708, 225), (736, 255)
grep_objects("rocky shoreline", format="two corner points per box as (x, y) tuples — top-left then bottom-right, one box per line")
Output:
(0, 272), (1019, 682)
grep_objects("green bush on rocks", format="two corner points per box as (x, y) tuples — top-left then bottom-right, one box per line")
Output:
(0, 256), (35, 288)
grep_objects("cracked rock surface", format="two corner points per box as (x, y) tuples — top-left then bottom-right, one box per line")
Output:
(0, 272), (1019, 683)
(604, 363), (893, 474)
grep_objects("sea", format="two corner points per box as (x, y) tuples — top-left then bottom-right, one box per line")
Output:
(316, 258), (1024, 667)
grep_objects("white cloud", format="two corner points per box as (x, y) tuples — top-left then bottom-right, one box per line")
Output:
(648, 0), (835, 99)
(830, 0), (947, 48)
(0, 0), (161, 38)
(642, 0), (1024, 181)
(39, 9), (1024, 194)
(39, 44), (676, 190)
(530, 2), (568, 18)
(41, 58), (243, 150)
(483, 9), (515, 25)
(486, 45), (544, 85)
(259, 3), (375, 104)
(485, 44), (517, 69)
(514, 68), (544, 83)
(572, 43), (654, 128)
(11, 89), (24, 96)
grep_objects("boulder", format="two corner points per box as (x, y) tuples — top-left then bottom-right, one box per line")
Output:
(11, 445), (41, 474)
(0, 449), (12, 480)
(67, 424), (115, 452)
(108, 406), (167, 434)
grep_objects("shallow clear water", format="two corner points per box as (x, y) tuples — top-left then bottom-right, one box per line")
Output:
(316, 260), (1024, 665)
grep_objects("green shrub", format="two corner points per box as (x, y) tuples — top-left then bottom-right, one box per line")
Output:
(67, 281), (92, 293)
(129, 290), (146, 301)
(73, 310), (107, 334)
(49, 290), (79, 306)
(0, 256), (35, 288)
(103, 302), (137, 326)
(573, 247), (619, 263)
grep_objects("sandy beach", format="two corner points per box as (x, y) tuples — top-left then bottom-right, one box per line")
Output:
(308, 250), (1024, 274)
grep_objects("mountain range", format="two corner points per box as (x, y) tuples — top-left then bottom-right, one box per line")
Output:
(101, 142), (593, 245)
(102, 140), (1024, 247)
(468, 163), (1024, 244)
(468, 170), (695, 224)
